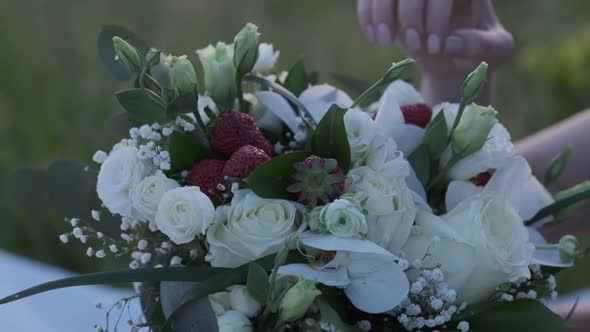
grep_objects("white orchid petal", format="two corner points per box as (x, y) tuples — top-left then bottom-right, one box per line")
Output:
(299, 232), (394, 258)
(375, 90), (405, 139)
(299, 85), (353, 123)
(255, 91), (302, 134)
(445, 180), (482, 212)
(385, 80), (425, 106)
(277, 263), (350, 287)
(344, 253), (409, 313)
(395, 125), (425, 156)
(406, 168), (427, 202)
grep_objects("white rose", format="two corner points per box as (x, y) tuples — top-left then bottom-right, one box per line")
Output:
(346, 166), (416, 253)
(97, 146), (155, 217)
(436, 103), (514, 180)
(402, 193), (534, 304)
(217, 310), (253, 332)
(344, 110), (377, 165)
(155, 187), (215, 244)
(207, 189), (301, 268)
(228, 285), (261, 318)
(130, 173), (180, 223)
(320, 199), (367, 238)
(208, 291), (231, 316)
(252, 43), (280, 73)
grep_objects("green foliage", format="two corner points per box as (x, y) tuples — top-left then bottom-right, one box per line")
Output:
(283, 59), (309, 96)
(115, 88), (168, 124)
(244, 151), (310, 199)
(97, 25), (149, 81)
(408, 145), (431, 187)
(246, 262), (270, 304)
(168, 130), (211, 173)
(526, 181), (590, 225)
(310, 105), (350, 171)
(544, 146), (572, 186)
(422, 110), (449, 158)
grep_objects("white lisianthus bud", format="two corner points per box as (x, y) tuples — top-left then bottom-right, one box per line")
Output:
(461, 62), (488, 102)
(320, 199), (367, 238)
(112, 36), (141, 71)
(452, 104), (498, 158)
(155, 187), (215, 244)
(559, 235), (579, 261)
(383, 58), (415, 83)
(130, 174), (180, 223)
(196, 42), (237, 108)
(168, 55), (198, 96)
(279, 277), (321, 322)
(228, 285), (261, 318)
(217, 310), (253, 332)
(233, 23), (260, 74)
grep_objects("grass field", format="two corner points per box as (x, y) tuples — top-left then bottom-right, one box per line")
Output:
(0, 0), (589, 293)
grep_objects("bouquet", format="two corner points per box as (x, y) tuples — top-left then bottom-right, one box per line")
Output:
(2, 23), (588, 332)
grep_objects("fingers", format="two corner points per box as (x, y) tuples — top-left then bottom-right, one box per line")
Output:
(372, 0), (396, 44)
(425, 0), (454, 54)
(357, 0), (375, 42)
(398, 0), (426, 52)
(446, 27), (514, 65)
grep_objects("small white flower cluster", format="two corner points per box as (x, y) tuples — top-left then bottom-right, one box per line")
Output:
(175, 116), (196, 132)
(497, 264), (558, 303)
(393, 268), (464, 331)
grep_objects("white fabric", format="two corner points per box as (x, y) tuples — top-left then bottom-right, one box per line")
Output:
(0, 250), (133, 332)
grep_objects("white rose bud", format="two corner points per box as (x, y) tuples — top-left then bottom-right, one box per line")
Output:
(131, 174), (180, 223)
(155, 187), (215, 244)
(228, 285), (261, 318)
(197, 42), (237, 108)
(452, 104), (498, 158)
(97, 146), (155, 218)
(217, 310), (253, 332)
(207, 189), (300, 268)
(320, 199), (367, 238)
(279, 277), (321, 322)
(559, 235), (579, 261)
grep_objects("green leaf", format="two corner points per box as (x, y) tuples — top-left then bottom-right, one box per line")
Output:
(97, 25), (149, 81)
(244, 151), (310, 199)
(247, 263), (270, 304)
(422, 110), (449, 158)
(463, 299), (569, 332)
(283, 59), (309, 96)
(167, 90), (199, 119)
(138, 282), (166, 327)
(408, 145), (431, 187)
(168, 130), (211, 173)
(544, 146), (572, 186)
(316, 297), (360, 332)
(310, 105), (350, 171)
(526, 181), (590, 225)
(115, 88), (168, 124)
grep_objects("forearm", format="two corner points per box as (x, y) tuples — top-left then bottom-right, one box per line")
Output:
(516, 109), (590, 240)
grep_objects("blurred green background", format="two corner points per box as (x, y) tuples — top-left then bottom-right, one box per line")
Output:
(0, 0), (589, 292)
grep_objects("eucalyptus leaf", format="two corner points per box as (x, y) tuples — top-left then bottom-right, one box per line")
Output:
(422, 110), (449, 158)
(116, 88), (168, 124)
(47, 160), (98, 218)
(244, 151), (310, 199)
(544, 146), (572, 186)
(526, 181), (590, 225)
(160, 282), (218, 332)
(310, 105), (350, 171)
(283, 59), (309, 96)
(168, 130), (211, 174)
(247, 263), (270, 304)
(97, 25), (149, 81)
(408, 145), (431, 187)
(139, 282), (167, 328)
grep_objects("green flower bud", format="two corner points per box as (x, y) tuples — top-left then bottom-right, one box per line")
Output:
(559, 234), (579, 261)
(307, 206), (326, 233)
(279, 277), (321, 322)
(383, 58), (415, 83)
(461, 62), (488, 103)
(112, 36), (142, 72)
(196, 42), (237, 108)
(451, 104), (498, 157)
(168, 55), (197, 96)
(233, 23), (260, 75)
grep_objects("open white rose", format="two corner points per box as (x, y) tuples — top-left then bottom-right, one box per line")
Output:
(346, 166), (416, 253)
(97, 146), (155, 217)
(155, 187), (215, 245)
(403, 193), (534, 304)
(207, 189), (301, 268)
(320, 198), (368, 238)
(228, 285), (261, 318)
(436, 103), (514, 180)
(217, 310), (253, 332)
(130, 173), (180, 223)
(252, 43), (280, 73)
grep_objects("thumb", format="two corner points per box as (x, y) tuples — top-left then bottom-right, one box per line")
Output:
(446, 26), (514, 65)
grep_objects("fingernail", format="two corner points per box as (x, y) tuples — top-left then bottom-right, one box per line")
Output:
(366, 25), (375, 43)
(445, 35), (465, 54)
(376, 23), (392, 45)
(405, 28), (421, 52)
(427, 34), (441, 54)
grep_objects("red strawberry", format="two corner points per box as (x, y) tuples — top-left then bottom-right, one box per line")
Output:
(185, 159), (226, 200)
(223, 145), (271, 179)
(287, 156), (346, 207)
(211, 112), (274, 156)
(401, 103), (433, 128)
(470, 171), (493, 187)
